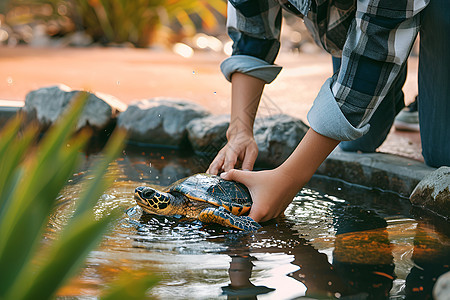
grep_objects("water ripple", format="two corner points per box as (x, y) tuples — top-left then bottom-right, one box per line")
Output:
(49, 152), (450, 300)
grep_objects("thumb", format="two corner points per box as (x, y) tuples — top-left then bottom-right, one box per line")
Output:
(220, 169), (250, 185)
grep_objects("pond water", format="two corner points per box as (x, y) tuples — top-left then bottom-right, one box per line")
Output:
(51, 146), (450, 300)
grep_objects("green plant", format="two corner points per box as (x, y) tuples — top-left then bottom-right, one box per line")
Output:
(4, 0), (226, 47)
(0, 0), (8, 13)
(0, 93), (157, 300)
(72, 0), (227, 46)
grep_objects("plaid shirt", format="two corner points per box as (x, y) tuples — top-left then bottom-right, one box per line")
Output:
(221, 0), (429, 141)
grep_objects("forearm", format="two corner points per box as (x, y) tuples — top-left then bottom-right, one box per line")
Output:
(227, 72), (265, 137)
(277, 128), (340, 186)
(220, 128), (340, 222)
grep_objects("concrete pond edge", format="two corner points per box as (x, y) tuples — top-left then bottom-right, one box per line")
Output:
(317, 148), (435, 197)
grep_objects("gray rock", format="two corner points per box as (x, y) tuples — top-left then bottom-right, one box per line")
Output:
(434, 271), (450, 300)
(254, 114), (309, 167)
(187, 114), (229, 155)
(118, 98), (210, 147)
(410, 166), (450, 218)
(187, 113), (309, 168)
(24, 85), (121, 131)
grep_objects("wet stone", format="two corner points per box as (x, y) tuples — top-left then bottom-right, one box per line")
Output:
(187, 113), (309, 168)
(186, 113), (309, 168)
(186, 114), (229, 155)
(410, 166), (450, 219)
(24, 85), (120, 131)
(118, 98), (210, 147)
(254, 114), (309, 167)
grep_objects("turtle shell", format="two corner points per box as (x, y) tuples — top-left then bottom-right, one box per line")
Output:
(167, 173), (252, 216)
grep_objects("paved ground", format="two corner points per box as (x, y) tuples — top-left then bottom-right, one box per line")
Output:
(0, 46), (422, 162)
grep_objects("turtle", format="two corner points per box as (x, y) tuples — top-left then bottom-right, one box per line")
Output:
(134, 173), (261, 231)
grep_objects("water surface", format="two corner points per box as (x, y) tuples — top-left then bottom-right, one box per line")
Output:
(52, 146), (450, 299)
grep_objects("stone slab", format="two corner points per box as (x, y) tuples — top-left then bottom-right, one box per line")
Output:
(317, 148), (435, 197)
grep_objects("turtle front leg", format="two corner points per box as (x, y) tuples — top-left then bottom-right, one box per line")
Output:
(198, 206), (261, 231)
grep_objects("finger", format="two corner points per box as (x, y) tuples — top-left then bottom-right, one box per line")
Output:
(241, 147), (258, 171)
(248, 204), (271, 223)
(207, 153), (225, 175)
(222, 152), (238, 172)
(220, 169), (250, 185)
(248, 210), (263, 223)
(249, 209), (273, 223)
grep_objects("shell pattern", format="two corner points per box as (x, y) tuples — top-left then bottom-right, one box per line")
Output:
(167, 173), (252, 216)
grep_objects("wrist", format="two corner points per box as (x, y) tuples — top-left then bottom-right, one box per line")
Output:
(226, 125), (254, 141)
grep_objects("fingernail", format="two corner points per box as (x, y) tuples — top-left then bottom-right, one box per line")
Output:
(220, 172), (228, 178)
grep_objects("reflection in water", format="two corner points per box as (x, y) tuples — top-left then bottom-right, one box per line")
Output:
(222, 255), (275, 299)
(49, 147), (450, 299)
(405, 220), (450, 299)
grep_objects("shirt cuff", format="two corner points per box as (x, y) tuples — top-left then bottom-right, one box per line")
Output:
(307, 78), (370, 141)
(220, 55), (282, 84)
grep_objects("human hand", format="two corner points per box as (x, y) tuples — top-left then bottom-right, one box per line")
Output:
(207, 131), (258, 175)
(207, 72), (265, 175)
(220, 168), (304, 223)
(217, 129), (339, 223)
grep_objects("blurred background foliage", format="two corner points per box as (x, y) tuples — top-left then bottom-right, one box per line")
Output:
(0, 93), (158, 299)
(0, 0), (226, 47)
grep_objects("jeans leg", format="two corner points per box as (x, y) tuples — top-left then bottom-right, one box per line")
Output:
(418, 0), (450, 167)
(332, 56), (341, 73)
(332, 57), (407, 153)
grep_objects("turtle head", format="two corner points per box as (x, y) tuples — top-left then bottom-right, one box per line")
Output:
(134, 186), (173, 215)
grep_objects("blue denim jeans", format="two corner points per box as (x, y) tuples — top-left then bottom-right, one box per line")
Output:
(332, 58), (407, 153)
(418, 0), (450, 167)
(333, 0), (450, 167)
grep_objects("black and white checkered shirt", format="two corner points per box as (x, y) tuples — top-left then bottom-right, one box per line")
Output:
(221, 0), (429, 141)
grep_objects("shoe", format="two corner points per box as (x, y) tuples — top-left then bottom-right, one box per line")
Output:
(394, 97), (420, 132)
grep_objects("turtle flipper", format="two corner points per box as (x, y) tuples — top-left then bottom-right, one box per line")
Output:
(199, 206), (261, 231)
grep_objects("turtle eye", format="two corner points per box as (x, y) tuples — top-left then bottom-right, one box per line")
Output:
(142, 189), (155, 199)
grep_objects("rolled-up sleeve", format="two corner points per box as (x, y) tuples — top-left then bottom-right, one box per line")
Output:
(308, 0), (429, 141)
(308, 77), (370, 141)
(221, 55), (282, 83)
(221, 0), (283, 83)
